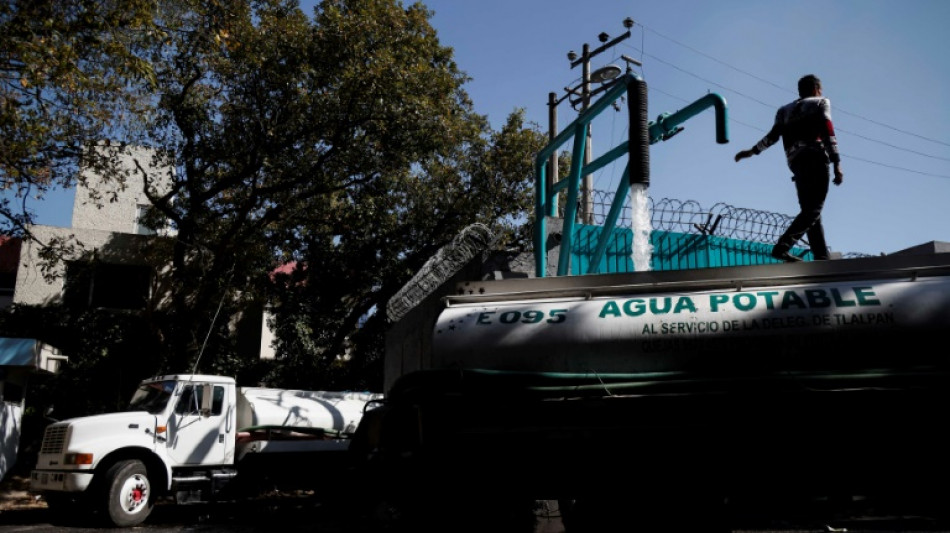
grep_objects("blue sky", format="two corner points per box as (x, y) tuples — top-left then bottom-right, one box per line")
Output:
(417, 0), (950, 256)
(28, 0), (950, 257)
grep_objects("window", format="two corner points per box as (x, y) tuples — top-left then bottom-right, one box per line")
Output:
(174, 385), (224, 416)
(128, 380), (176, 414)
(64, 262), (151, 310)
(135, 204), (156, 235)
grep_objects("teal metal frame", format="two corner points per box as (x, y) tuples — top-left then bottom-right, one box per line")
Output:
(533, 73), (729, 278)
(565, 226), (813, 275)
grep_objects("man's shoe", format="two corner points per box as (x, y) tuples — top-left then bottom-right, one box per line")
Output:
(771, 249), (802, 263)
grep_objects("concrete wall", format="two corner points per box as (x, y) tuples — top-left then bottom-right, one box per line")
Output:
(260, 309), (276, 360)
(15, 144), (173, 307)
(71, 144), (174, 234)
(13, 225), (155, 307)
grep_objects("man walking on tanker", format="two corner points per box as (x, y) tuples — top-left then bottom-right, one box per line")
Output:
(734, 74), (844, 262)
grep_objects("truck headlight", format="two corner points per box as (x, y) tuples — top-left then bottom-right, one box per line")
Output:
(64, 453), (94, 465)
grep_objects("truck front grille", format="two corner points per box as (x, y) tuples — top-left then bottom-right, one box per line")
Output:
(40, 425), (68, 454)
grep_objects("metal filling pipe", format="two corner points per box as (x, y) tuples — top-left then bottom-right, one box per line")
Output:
(627, 76), (650, 186)
(649, 93), (729, 146)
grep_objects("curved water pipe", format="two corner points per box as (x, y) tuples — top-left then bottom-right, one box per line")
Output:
(648, 92), (729, 151)
(533, 75), (729, 277)
(585, 91), (729, 274)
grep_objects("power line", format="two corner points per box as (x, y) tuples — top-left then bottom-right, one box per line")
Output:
(638, 22), (950, 149)
(638, 24), (791, 94)
(575, 23), (950, 180)
(624, 40), (950, 163)
(840, 129), (950, 163)
(844, 155), (950, 180)
(618, 38), (950, 178)
(632, 47), (776, 108)
(648, 86), (950, 180)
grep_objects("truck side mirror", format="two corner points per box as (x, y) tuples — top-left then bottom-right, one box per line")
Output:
(200, 384), (214, 417)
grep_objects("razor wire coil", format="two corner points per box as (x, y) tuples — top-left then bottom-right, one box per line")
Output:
(389, 195), (875, 320)
(387, 222), (496, 322)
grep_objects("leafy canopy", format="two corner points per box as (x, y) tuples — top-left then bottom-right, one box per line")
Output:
(3, 0), (546, 395)
(1, 0), (159, 241)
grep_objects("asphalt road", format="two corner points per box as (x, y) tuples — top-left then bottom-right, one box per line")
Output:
(0, 494), (359, 532)
(3, 472), (950, 533)
(2, 495), (950, 533)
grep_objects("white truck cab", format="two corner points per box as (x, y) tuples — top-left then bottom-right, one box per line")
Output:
(30, 373), (381, 527)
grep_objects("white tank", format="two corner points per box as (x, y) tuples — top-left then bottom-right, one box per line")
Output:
(433, 276), (950, 374)
(236, 387), (383, 435)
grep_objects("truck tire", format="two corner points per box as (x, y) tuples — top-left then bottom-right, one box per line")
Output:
(101, 459), (154, 527)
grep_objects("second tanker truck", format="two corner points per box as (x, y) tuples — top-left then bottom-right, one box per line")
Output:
(351, 73), (950, 531)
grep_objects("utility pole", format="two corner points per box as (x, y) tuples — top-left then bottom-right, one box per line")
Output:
(547, 91), (559, 216)
(563, 17), (635, 225)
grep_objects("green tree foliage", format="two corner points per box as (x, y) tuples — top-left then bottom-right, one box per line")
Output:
(138, 0), (546, 386)
(266, 110), (544, 391)
(0, 0), (159, 247)
(0, 0), (170, 423)
(4, 0), (546, 400)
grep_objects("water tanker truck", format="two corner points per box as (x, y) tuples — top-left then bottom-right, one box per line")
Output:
(351, 73), (950, 530)
(29, 373), (382, 526)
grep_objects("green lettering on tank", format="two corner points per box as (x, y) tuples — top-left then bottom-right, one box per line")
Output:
(623, 299), (647, 316)
(673, 297), (697, 314)
(805, 289), (832, 308)
(831, 288), (857, 307)
(599, 286), (881, 319)
(733, 293), (756, 311)
(854, 287), (881, 306)
(709, 294), (729, 312)
(650, 297), (672, 314)
(646, 296), (699, 314)
(599, 300), (622, 318)
(756, 291), (780, 309)
(780, 291), (807, 310)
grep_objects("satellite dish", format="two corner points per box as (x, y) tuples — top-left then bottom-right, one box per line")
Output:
(590, 65), (622, 83)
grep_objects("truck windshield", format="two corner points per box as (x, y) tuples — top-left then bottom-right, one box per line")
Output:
(127, 380), (176, 414)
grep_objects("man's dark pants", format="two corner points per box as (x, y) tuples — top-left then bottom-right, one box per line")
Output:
(775, 151), (831, 260)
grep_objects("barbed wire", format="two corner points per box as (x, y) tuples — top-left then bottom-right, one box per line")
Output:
(591, 190), (793, 242)
(388, 195), (876, 320)
(387, 222), (496, 322)
(590, 190), (873, 258)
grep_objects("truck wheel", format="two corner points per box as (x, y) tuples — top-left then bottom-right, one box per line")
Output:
(101, 459), (154, 527)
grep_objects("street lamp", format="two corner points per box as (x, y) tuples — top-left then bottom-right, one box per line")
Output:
(560, 18), (635, 225)
(590, 64), (622, 84)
